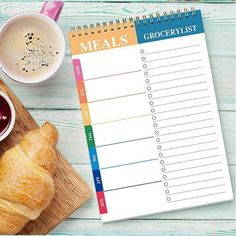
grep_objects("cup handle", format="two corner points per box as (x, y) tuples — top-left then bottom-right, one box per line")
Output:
(40, 1), (64, 22)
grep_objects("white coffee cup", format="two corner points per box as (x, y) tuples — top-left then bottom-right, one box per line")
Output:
(0, 2), (65, 85)
(0, 91), (16, 142)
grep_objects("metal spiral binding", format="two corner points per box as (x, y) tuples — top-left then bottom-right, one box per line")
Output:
(70, 7), (196, 37)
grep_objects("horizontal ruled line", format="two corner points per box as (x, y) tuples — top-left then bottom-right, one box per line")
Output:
(100, 158), (158, 170)
(156, 111), (212, 122)
(152, 96), (210, 107)
(164, 162), (221, 174)
(92, 113), (150, 126)
(163, 155), (220, 166)
(85, 69), (142, 81)
(91, 107), (212, 127)
(145, 52), (202, 63)
(147, 66), (204, 78)
(104, 180), (162, 193)
(143, 44), (201, 55)
(168, 191), (226, 203)
(151, 89), (208, 100)
(161, 140), (217, 151)
(167, 184), (226, 196)
(149, 74), (206, 85)
(163, 147), (219, 159)
(166, 169), (223, 181)
(158, 125), (215, 137)
(159, 133), (217, 145)
(96, 136), (154, 148)
(167, 177), (224, 188)
(153, 103), (211, 115)
(88, 91), (145, 104)
(146, 59), (203, 70)
(158, 118), (214, 130)
(150, 81), (206, 92)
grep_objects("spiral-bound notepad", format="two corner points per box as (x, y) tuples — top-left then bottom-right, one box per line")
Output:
(68, 8), (233, 222)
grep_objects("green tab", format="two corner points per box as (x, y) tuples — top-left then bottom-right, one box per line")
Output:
(84, 125), (95, 148)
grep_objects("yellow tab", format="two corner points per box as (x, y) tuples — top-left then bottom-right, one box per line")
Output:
(81, 103), (91, 126)
(68, 22), (137, 55)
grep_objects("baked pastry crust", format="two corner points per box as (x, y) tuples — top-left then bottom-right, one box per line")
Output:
(0, 122), (59, 234)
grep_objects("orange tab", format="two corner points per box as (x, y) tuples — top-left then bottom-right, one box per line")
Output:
(68, 22), (137, 55)
(76, 80), (87, 104)
(81, 103), (91, 126)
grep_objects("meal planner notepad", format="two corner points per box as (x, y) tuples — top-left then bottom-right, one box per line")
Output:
(68, 8), (233, 222)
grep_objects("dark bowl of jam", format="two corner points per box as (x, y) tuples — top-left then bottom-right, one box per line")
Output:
(0, 91), (15, 141)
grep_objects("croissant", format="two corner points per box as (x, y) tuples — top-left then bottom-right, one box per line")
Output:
(0, 122), (59, 234)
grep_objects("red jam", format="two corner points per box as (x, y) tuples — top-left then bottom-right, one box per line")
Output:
(0, 95), (11, 136)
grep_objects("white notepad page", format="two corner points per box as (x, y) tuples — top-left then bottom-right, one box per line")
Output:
(69, 9), (233, 222)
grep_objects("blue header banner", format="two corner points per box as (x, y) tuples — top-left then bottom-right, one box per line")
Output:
(135, 10), (204, 44)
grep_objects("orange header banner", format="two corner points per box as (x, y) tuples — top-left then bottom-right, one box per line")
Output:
(68, 23), (138, 55)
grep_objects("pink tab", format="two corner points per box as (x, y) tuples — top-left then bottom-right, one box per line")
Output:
(73, 59), (83, 81)
(96, 192), (108, 214)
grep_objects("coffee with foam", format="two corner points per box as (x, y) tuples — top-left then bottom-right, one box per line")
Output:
(0, 15), (62, 80)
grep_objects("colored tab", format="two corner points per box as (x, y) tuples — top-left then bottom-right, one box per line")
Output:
(89, 147), (100, 170)
(84, 125), (95, 148)
(96, 191), (108, 214)
(68, 22), (138, 55)
(93, 170), (104, 192)
(76, 80), (87, 104)
(72, 59), (83, 81)
(135, 10), (204, 44)
(73, 59), (88, 104)
(81, 103), (91, 125)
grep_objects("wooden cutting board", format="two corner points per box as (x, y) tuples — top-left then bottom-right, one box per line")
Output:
(0, 79), (92, 234)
